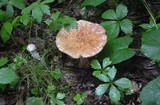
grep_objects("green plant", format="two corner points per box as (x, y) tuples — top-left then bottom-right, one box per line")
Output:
(0, 0), (25, 16)
(91, 58), (132, 104)
(73, 92), (88, 105)
(47, 85), (66, 105)
(26, 97), (44, 105)
(101, 4), (133, 40)
(140, 76), (160, 105)
(141, 29), (160, 62)
(45, 11), (78, 32)
(0, 21), (13, 43)
(0, 54), (26, 88)
(99, 36), (135, 64)
(98, 4), (135, 64)
(140, 18), (160, 30)
(21, 0), (53, 24)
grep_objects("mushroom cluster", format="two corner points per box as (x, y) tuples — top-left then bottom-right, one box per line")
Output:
(56, 20), (107, 59)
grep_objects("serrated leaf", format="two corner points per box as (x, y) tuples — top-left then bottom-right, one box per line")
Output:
(22, 2), (38, 14)
(140, 76), (160, 105)
(139, 24), (152, 30)
(101, 9), (117, 20)
(40, 4), (50, 15)
(101, 21), (119, 40)
(120, 19), (133, 35)
(0, 22), (13, 43)
(20, 14), (31, 26)
(116, 4), (128, 20)
(141, 29), (160, 61)
(10, 0), (25, 9)
(95, 83), (110, 95)
(102, 57), (111, 69)
(109, 85), (120, 104)
(82, 0), (106, 7)
(26, 97), (44, 105)
(0, 58), (8, 67)
(107, 66), (117, 80)
(114, 78), (132, 89)
(0, 68), (18, 84)
(31, 6), (43, 23)
(91, 60), (101, 69)
(56, 93), (65, 100)
(93, 71), (110, 82)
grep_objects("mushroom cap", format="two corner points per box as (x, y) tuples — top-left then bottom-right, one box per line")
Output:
(56, 20), (107, 59)
(27, 44), (36, 52)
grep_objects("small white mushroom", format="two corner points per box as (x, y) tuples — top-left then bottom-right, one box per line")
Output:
(27, 44), (41, 60)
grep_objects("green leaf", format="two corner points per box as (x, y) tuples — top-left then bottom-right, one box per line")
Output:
(102, 57), (111, 69)
(101, 9), (117, 20)
(0, 58), (8, 67)
(40, 4), (50, 15)
(114, 78), (132, 89)
(93, 71), (110, 82)
(139, 24), (152, 30)
(109, 85), (120, 104)
(26, 97), (44, 105)
(6, 3), (14, 16)
(116, 4), (128, 20)
(109, 48), (135, 64)
(140, 76), (160, 105)
(91, 60), (101, 69)
(50, 69), (61, 80)
(12, 16), (20, 26)
(82, 0), (106, 7)
(99, 36), (135, 64)
(22, 2), (38, 15)
(73, 93), (87, 105)
(107, 66), (117, 80)
(0, 22), (13, 43)
(41, 0), (55, 4)
(56, 93), (65, 100)
(0, 10), (10, 21)
(82, 92), (88, 99)
(56, 100), (65, 105)
(0, 68), (18, 84)
(10, 0), (25, 9)
(101, 21), (119, 40)
(141, 29), (160, 61)
(119, 19), (133, 35)
(32, 6), (43, 23)
(20, 14), (31, 26)
(95, 83), (110, 95)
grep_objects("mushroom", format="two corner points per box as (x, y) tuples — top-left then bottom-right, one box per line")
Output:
(56, 20), (107, 59)
(27, 44), (41, 60)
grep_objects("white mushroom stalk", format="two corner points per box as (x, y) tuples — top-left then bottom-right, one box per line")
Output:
(27, 44), (41, 60)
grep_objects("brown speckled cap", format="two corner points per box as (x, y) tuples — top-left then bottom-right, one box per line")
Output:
(56, 20), (107, 59)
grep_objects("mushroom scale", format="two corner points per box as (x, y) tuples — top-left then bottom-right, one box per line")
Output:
(56, 20), (107, 59)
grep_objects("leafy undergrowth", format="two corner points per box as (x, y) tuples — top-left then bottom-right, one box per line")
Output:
(0, 0), (160, 105)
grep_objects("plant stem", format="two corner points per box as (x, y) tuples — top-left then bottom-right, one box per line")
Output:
(141, 0), (158, 29)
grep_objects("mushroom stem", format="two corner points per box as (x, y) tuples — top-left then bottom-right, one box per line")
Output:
(30, 51), (41, 60)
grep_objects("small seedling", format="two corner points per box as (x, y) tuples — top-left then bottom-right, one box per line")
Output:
(91, 58), (132, 105)
(73, 91), (88, 105)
